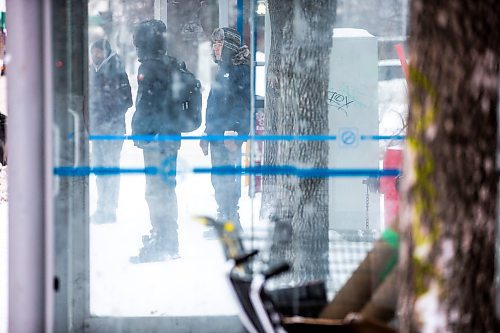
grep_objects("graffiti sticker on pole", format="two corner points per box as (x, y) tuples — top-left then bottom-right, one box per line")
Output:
(339, 128), (358, 148)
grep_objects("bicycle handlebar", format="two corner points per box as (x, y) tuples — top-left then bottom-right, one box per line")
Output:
(263, 262), (290, 280)
(233, 249), (260, 265)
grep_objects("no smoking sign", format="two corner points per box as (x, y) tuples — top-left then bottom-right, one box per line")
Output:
(339, 128), (358, 148)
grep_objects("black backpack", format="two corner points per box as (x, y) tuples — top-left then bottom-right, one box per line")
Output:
(167, 57), (202, 133)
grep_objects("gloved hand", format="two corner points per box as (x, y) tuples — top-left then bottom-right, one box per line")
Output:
(199, 134), (209, 156)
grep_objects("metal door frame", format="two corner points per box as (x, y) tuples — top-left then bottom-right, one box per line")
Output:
(7, 0), (52, 331)
(7, 0), (245, 331)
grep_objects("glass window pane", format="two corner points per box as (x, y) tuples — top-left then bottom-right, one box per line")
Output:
(87, 0), (248, 318)
(53, 0), (410, 330)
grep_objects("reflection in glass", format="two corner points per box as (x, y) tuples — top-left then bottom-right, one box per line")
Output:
(82, 0), (409, 327)
(87, 0), (243, 319)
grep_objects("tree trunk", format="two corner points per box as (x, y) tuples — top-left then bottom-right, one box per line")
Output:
(263, 0), (336, 283)
(400, 1), (500, 332)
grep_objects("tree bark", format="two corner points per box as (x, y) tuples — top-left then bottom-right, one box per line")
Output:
(400, 1), (500, 332)
(263, 0), (336, 283)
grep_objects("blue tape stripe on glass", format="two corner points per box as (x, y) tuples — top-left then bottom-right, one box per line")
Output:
(193, 166), (400, 177)
(360, 135), (406, 140)
(54, 166), (401, 178)
(87, 134), (406, 142)
(88, 134), (339, 142)
(54, 166), (158, 176)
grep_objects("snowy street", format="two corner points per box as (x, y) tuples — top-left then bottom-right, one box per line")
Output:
(87, 136), (261, 316)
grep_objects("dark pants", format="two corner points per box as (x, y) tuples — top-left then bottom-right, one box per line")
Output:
(142, 142), (179, 253)
(210, 141), (242, 226)
(90, 115), (126, 216)
(91, 138), (124, 215)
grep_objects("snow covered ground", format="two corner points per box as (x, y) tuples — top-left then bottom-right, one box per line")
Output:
(87, 137), (263, 316)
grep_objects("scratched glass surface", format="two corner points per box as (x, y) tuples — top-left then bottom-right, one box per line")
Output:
(55, 0), (409, 328)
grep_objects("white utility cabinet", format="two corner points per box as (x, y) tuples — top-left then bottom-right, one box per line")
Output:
(328, 28), (380, 232)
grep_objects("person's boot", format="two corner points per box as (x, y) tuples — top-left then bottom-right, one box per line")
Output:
(103, 210), (117, 223)
(228, 211), (243, 233)
(91, 208), (116, 224)
(203, 212), (227, 239)
(129, 235), (163, 263)
(130, 232), (179, 264)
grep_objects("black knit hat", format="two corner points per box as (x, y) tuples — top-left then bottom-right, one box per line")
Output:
(133, 19), (167, 60)
(91, 39), (112, 57)
(212, 27), (241, 53)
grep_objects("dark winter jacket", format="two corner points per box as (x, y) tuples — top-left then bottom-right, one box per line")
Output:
(89, 53), (132, 135)
(132, 55), (185, 145)
(205, 63), (250, 136)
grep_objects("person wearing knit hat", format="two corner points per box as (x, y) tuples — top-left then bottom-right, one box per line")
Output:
(89, 38), (132, 224)
(132, 18), (167, 61)
(200, 27), (250, 235)
(211, 27), (250, 65)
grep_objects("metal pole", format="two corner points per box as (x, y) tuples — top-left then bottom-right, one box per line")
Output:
(219, 0), (229, 28)
(249, 0), (256, 194)
(42, 1), (54, 331)
(237, 0), (244, 39)
(7, 0), (46, 331)
(154, 0), (168, 24)
(249, 0), (256, 247)
(402, 0), (408, 37)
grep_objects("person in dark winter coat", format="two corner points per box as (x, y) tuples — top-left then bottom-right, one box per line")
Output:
(200, 27), (251, 230)
(129, 19), (185, 263)
(89, 39), (132, 224)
